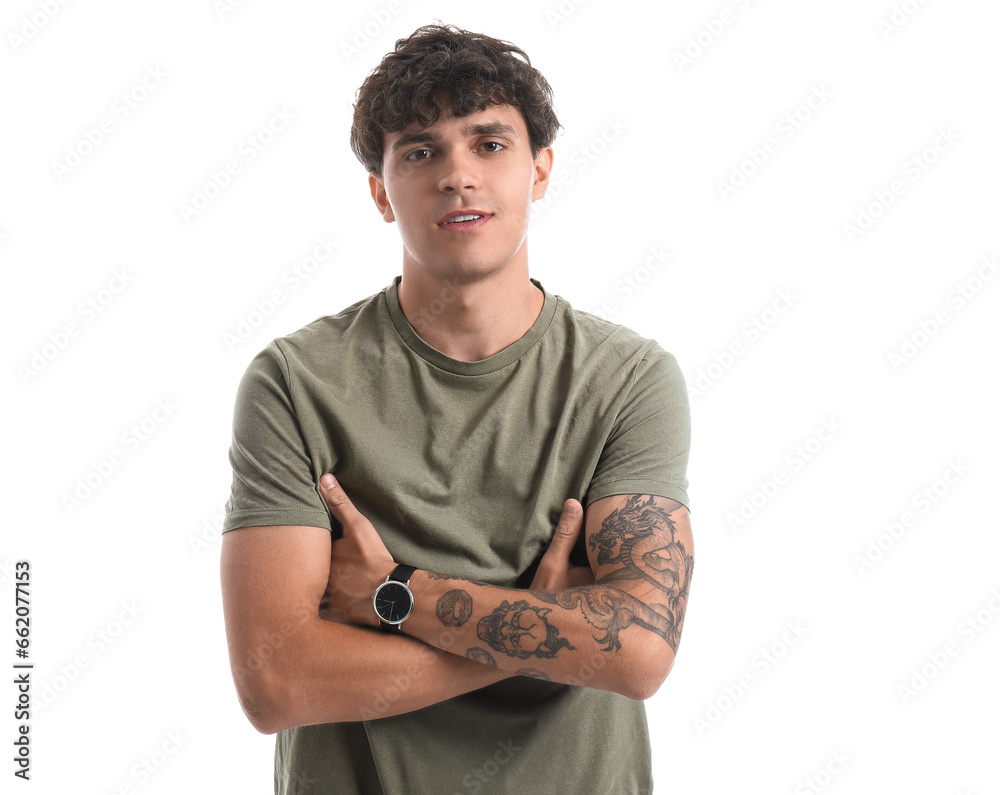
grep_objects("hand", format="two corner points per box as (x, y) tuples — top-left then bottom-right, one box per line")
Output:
(318, 474), (396, 627)
(529, 499), (595, 591)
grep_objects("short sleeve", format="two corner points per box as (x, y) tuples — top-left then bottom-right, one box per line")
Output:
(222, 340), (333, 534)
(584, 344), (691, 510)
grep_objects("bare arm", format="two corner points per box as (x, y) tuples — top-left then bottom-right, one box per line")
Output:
(322, 477), (695, 701)
(408, 495), (694, 699)
(220, 524), (511, 734)
(221, 497), (589, 734)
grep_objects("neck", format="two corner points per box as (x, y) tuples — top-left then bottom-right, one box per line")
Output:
(397, 262), (544, 363)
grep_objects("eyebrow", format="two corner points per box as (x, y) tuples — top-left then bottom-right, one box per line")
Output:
(390, 121), (520, 152)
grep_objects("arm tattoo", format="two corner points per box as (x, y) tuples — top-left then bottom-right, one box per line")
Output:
(477, 600), (575, 660)
(436, 589), (473, 627)
(426, 571), (493, 588)
(586, 494), (693, 652)
(544, 587), (677, 653)
(465, 647), (497, 667)
(436, 496), (692, 669)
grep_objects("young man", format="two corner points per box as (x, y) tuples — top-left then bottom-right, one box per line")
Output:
(220, 24), (693, 794)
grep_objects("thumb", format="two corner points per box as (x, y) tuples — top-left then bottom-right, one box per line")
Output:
(546, 499), (584, 558)
(319, 474), (364, 530)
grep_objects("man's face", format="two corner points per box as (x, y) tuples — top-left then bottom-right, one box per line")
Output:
(370, 103), (553, 284)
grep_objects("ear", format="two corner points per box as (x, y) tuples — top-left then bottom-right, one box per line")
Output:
(530, 146), (555, 202)
(369, 172), (395, 223)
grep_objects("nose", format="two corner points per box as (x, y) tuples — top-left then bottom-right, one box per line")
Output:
(437, 149), (480, 193)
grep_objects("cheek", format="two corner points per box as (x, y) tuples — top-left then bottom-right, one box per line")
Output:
(502, 178), (535, 230)
(386, 191), (425, 246)
(382, 176), (420, 224)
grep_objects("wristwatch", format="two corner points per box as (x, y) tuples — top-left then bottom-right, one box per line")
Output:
(373, 564), (417, 630)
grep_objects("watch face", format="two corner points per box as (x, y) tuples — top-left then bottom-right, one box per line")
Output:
(374, 582), (413, 624)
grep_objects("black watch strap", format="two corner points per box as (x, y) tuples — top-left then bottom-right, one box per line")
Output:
(378, 564), (417, 631)
(388, 564), (417, 585)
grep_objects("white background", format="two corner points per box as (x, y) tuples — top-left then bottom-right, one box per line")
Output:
(3, 0), (999, 793)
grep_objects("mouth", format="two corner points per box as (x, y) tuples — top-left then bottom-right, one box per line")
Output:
(438, 210), (492, 230)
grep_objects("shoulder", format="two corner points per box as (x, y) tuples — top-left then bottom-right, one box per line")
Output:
(245, 286), (388, 377)
(279, 288), (384, 351)
(546, 288), (681, 376)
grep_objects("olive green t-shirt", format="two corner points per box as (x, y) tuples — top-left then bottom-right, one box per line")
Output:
(223, 276), (690, 794)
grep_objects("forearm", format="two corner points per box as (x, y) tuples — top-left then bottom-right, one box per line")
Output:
(400, 572), (677, 700)
(219, 517), (511, 735)
(235, 610), (511, 733)
(313, 480), (692, 704)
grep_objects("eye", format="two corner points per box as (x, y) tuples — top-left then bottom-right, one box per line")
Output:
(405, 148), (432, 161)
(481, 141), (505, 153)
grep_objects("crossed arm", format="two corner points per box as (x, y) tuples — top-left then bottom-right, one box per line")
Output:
(221, 492), (591, 732)
(320, 475), (693, 699)
(221, 478), (693, 734)
(222, 523), (512, 733)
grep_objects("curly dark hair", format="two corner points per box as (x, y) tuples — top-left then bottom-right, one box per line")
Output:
(350, 23), (561, 174)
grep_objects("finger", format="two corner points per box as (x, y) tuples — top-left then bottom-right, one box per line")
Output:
(541, 499), (584, 563)
(319, 474), (367, 532)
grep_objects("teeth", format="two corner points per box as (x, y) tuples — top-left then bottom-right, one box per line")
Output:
(448, 214), (483, 223)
